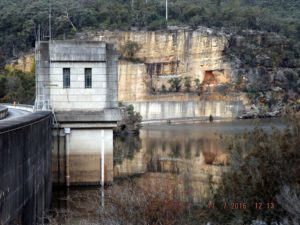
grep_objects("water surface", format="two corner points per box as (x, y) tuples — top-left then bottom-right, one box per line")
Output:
(51, 118), (286, 224)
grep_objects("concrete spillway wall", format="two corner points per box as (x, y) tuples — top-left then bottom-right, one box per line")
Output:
(0, 112), (52, 225)
(127, 100), (244, 122)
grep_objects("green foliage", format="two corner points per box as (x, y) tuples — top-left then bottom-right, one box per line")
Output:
(226, 30), (300, 69)
(284, 70), (299, 91)
(194, 78), (200, 90)
(0, 69), (35, 104)
(0, 0), (300, 64)
(210, 117), (300, 224)
(183, 76), (192, 92)
(161, 84), (167, 93)
(120, 40), (140, 60)
(216, 83), (232, 95)
(116, 104), (142, 135)
(168, 77), (182, 92)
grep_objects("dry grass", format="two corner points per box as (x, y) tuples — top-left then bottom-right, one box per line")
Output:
(41, 179), (204, 225)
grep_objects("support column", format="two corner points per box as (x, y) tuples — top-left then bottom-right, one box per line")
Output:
(64, 128), (71, 187)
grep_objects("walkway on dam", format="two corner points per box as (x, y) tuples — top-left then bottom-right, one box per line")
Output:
(5, 108), (31, 119)
(0, 104), (33, 121)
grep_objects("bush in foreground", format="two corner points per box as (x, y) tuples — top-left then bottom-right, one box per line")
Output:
(210, 117), (300, 224)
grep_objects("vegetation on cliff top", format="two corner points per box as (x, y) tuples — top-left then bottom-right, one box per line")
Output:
(0, 0), (300, 63)
(0, 0), (299, 105)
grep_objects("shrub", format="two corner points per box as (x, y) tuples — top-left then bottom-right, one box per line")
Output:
(148, 19), (167, 31)
(161, 84), (167, 93)
(194, 78), (201, 92)
(115, 104), (142, 135)
(168, 78), (182, 92)
(210, 117), (300, 224)
(184, 76), (192, 92)
(120, 40), (140, 60)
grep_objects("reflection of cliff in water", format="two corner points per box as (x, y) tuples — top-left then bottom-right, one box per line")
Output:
(114, 127), (227, 175)
(114, 119), (285, 176)
(113, 125), (228, 202)
(113, 119), (285, 202)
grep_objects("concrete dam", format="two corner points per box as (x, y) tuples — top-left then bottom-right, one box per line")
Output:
(0, 32), (246, 224)
(0, 110), (52, 225)
(0, 40), (121, 224)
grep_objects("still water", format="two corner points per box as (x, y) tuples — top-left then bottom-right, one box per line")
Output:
(51, 119), (286, 224)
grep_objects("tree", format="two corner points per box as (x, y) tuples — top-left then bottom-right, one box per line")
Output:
(210, 117), (300, 224)
(115, 104), (142, 135)
(0, 69), (35, 104)
(1, 0), (300, 62)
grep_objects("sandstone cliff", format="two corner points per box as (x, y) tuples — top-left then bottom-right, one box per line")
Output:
(8, 28), (300, 120)
(87, 29), (233, 102)
(6, 53), (35, 73)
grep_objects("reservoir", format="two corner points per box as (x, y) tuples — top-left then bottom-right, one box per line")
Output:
(51, 118), (286, 224)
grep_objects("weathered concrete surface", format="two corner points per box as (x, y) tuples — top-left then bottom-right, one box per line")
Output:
(54, 109), (122, 122)
(128, 100), (244, 121)
(36, 40), (119, 111)
(50, 41), (106, 62)
(36, 40), (121, 186)
(0, 106), (8, 120)
(0, 112), (52, 225)
(52, 127), (114, 186)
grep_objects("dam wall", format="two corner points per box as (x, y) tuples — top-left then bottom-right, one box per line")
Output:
(127, 100), (244, 121)
(0, 112), (52, 225)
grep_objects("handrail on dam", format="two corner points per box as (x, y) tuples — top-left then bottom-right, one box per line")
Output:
(0, 106), (8, 119)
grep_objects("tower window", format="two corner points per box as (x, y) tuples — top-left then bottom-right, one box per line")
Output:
(63, 68), (70, 88)
(85, 68), (92, 88)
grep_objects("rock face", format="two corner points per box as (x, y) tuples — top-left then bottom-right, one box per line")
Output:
(83, 29), (244, 120)
(6, 53), (35, 73)
(9, 29), (300, 120)
(90, 30), (232, 102)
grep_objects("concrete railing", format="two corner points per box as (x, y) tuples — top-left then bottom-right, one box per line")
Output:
(0, 106), (8, 119)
